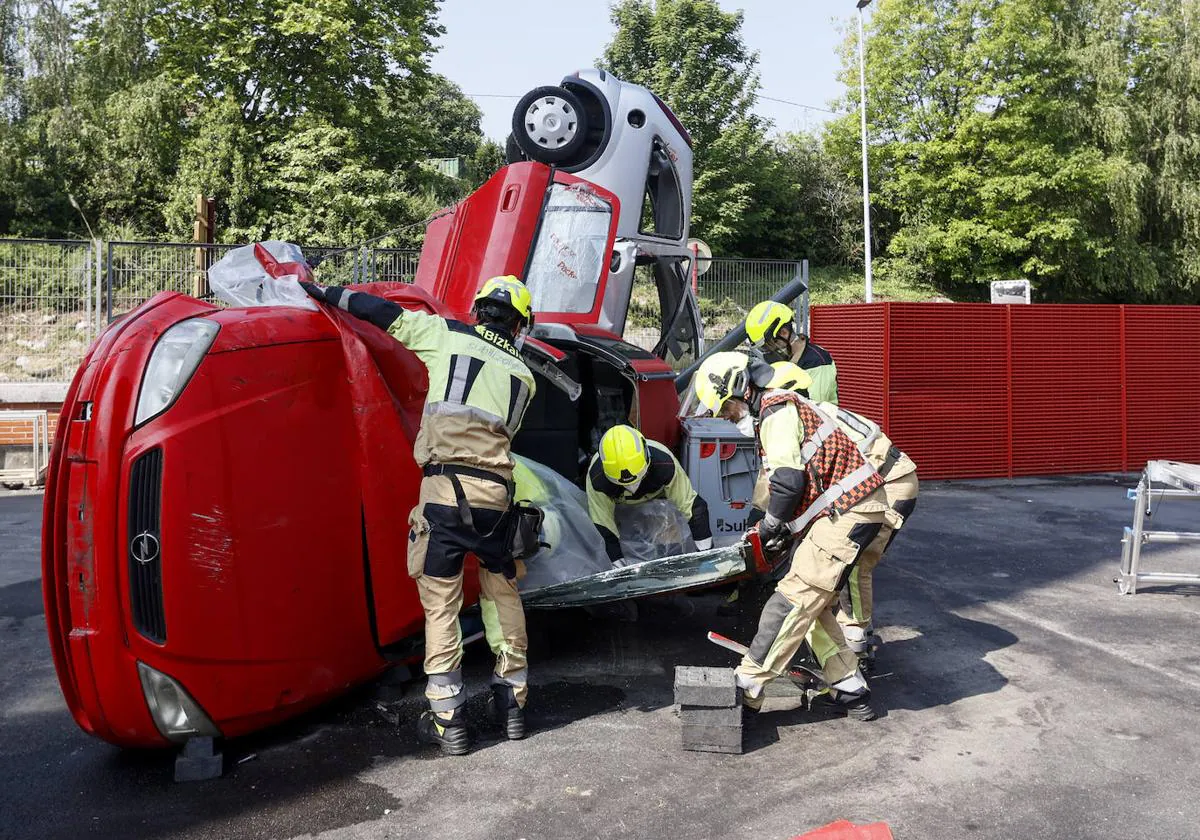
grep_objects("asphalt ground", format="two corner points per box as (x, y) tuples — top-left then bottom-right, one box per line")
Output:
(2, 474), (1199, 840)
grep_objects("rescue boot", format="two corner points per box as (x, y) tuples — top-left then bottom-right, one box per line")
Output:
(486, 683), (526, 740)
(842, 625), (879, 675)
(858, 647), (878, 676)
(812, 671), (879, 721)
(416, 707), (470, 756)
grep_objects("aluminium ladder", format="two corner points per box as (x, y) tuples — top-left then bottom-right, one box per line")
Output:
(1117, 460), (1200, 595)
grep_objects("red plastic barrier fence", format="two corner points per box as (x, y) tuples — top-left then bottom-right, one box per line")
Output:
(810, 303), (1200, 479)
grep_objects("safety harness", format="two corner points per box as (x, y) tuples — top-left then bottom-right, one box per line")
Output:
(423, 463), (546, 562)
(758, 390), (882, 535)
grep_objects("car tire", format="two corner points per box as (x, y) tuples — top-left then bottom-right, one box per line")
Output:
(511, 85), (589, 165)
(504, 132), (527, 164)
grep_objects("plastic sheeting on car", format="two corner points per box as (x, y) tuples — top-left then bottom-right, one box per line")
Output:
(208, 241), (317, 311)
(513, 455), (610, 591)
(615, 498), (698, 564)
(514, 454), (704, 591)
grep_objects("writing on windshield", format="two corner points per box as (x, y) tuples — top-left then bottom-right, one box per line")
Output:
(525, 183), (612, 314)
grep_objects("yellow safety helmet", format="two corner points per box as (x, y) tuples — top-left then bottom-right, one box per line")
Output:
(745, 301), (795, 348)
(694, 351), (775, 414)
(474, 275), (534, 325)
(767, 361), (812, 393)
(598, 424), (650, 486)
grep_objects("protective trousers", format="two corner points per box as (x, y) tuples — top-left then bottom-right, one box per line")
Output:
(736, 488), (890, 705)
(837, 467), (919, 637)
(407, 473), (529, 719)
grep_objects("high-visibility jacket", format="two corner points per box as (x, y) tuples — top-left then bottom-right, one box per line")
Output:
(758, 389), (882, 533)
(790, 339), (838, 405)
(815, 402), (917, 482)
(586, 439), (712, 562)
(388, 311), (536, 478)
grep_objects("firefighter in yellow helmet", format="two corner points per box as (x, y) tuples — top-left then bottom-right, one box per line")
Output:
(302, 275), (536, 755)
(744, 301), (839, 404)
(767, 362), (919, 672)
(585, 424), (713, 566)
(694, 352), (894, 719)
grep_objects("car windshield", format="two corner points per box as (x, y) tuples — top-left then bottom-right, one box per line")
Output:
(525, 183), (612, 313)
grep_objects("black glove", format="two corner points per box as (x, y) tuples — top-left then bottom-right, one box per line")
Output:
(759, 513), (790, 554)
(299, 281), (329, 303)
(299, 283), (401, 331)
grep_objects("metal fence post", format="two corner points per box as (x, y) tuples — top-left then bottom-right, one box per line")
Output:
(83, 240), (92, 337)
(95, 240), (103, 336)
(801, 260), (810, 335)
(105, 240), (114, 323)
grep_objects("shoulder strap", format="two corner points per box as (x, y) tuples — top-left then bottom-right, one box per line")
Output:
(836, 406), (882, 454)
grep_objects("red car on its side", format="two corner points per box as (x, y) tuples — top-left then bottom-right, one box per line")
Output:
(42, 74), (770, 751)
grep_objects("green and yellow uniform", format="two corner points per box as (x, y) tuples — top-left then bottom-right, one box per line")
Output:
(302, 281), (535, 727)
(586, 435), (712, 564)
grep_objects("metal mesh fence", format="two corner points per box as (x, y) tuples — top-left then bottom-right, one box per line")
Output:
(696, 259), (807, 343)
(621, 258), (807, 353)
(105, 242), (423, 319)
(2, 238), (807, 384)
(0, 239), (99, 383)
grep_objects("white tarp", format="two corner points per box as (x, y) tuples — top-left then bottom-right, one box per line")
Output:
(208, 241), (317, 310)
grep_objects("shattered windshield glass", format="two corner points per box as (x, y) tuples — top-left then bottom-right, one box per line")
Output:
(521, 545), (748, 609)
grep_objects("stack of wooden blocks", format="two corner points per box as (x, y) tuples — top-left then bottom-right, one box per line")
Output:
(674, 665), (743, 754)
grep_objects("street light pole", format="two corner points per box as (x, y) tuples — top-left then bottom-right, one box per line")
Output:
(856, 0), (874, 303)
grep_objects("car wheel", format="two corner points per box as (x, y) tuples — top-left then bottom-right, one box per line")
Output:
(511, 85), (589, 165)
(504, 132), (527, 164)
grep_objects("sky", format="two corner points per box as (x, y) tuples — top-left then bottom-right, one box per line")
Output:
(428, 1), (865, 143)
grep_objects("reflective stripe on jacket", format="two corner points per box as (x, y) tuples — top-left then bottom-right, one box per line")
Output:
(814, 402), (917, 481)
(389, 310), (536, 477)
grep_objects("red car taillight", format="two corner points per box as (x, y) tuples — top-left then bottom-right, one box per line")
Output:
(652, 93), (693, 148)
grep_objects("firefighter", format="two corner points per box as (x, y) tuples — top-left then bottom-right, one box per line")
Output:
(694, 352), (894, 719)
(744, 300), (839, 404)
(585, 424), (713, 567)
(301, 275), (536, 756)
(768, 361), (919, 672)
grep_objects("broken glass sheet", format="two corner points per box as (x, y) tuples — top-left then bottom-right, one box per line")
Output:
(521, 544), (748, 609)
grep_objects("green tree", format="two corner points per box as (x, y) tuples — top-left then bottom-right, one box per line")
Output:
(731, 132), (862, 263)
(149, 0), (441, 126)
(831, 0), (1200, 302)
(602, 0), (769, 254)
(1075, 0), (1200, 300)
(0, 0), (496, 245)
(466, 139), (505, 189)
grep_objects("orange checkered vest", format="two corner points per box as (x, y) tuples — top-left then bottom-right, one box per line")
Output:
(759, 390), (883, 529)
